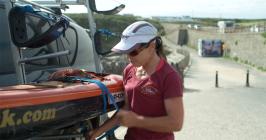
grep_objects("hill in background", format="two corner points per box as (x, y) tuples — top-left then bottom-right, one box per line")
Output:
(66, 14), (165, 35)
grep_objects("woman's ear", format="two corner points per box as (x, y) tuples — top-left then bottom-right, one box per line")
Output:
(155, 37), (162, 47)
(150, 40), (156, 49)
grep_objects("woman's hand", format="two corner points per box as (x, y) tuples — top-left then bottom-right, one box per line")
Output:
(117, 110), (141, 128)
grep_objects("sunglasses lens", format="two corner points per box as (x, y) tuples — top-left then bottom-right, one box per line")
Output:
(128, 43), (148, 57)
(129, 50), (138, 56)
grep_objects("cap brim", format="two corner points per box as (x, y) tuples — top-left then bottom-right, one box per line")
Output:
(111, 39), (138, 54)
(111, 34), (156, 54)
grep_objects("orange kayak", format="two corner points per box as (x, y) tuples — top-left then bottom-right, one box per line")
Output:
(0, 74), (124, 140)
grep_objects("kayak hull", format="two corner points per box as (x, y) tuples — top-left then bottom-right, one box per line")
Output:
(0, 74), (124, 139)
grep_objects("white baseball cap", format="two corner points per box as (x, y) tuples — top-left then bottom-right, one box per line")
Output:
(111, 21), (158, 53)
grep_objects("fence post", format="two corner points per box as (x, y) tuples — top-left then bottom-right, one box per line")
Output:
(215, 71), (219, 88)
(246, 69), (250, 87)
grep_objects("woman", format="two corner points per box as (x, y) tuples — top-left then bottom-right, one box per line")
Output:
(88, 21), (184, 140)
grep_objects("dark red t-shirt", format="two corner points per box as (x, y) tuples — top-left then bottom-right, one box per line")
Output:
(123, 59), (183, 140)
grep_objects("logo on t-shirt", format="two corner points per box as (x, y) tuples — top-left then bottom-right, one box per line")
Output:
(141, 84), (159, 96)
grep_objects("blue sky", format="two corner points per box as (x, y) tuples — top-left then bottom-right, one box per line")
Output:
(38, 0), (266, 19)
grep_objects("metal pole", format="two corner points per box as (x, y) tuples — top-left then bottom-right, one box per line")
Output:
(215, 71), (219, 88)
(85, 0), (102, 73)
(246, 69), (250, 87)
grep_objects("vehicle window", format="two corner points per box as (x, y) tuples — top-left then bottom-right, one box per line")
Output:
(20, 14), (78, 72)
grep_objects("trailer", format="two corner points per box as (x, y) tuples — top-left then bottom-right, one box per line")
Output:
(198, 39), (223, 57)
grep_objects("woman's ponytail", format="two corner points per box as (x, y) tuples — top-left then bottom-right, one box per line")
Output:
(155, 36), (167, 60)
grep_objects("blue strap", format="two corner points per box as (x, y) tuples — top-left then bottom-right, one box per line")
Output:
(76, 77), (119, 112)
(80, 78), (120, 140)
(16, 5), (56, 22)
(98, 28), (116, 36)
(96, 125), (119, 140)
(10, 5), (69, 48)
(60, 76), (120, 140)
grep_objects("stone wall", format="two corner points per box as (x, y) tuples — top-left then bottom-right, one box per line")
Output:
(187, 30), (266, 68)
(162, 23), (266, 69)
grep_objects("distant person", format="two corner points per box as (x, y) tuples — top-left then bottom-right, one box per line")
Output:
(87, 21), (184, 140)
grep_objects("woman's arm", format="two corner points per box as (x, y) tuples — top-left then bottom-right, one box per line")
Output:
(117, 97), (184, 132)
(87, 93), (129, 140)
(87, 115), (119, 140)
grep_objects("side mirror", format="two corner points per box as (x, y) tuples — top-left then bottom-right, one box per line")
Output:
(94, 29), (121, 55)
(88, 0), (125, 15)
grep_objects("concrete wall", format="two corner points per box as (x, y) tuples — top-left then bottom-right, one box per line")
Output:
(187, 30), (266, 68)
(162, 22), (266, 69)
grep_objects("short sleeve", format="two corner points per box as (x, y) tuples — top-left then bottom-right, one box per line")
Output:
(123, 64), (134, 86)
(163, 72), (183, 99)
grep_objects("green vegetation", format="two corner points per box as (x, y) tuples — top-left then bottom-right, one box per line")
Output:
(261, 32), (266, 38)
(194, 18), (222, 26)
(224, 55), (266, 72)
(260, 32), (266, 46)
(258, 66), (266, 71)
(190, 17), (266, 27)
(65, 14), (165, 35)
(236, 19), (266, 27)
(235, 40), (238, 46)
(65, 14), (165, 53)
(233, 56), (239, 61)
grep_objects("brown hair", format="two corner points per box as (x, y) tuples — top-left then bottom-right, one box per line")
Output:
(155, 36), (167, 60)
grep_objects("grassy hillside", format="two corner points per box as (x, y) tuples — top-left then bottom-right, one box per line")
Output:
(65, 14), (165, 35)
(194, 18), (266, 27)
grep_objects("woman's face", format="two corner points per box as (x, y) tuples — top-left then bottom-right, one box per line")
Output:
(127, 41), (156, 67)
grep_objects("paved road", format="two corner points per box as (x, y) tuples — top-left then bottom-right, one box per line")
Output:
(174, 48), (266, 140)
(112, 47), (266, 140)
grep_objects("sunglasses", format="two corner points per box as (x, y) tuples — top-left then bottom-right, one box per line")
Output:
(128, 43), (148, 57)
(128, 38), (157, 57)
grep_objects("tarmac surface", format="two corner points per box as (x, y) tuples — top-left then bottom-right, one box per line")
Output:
(111, 47), (266, 140)
(173, 48), (266, 140)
